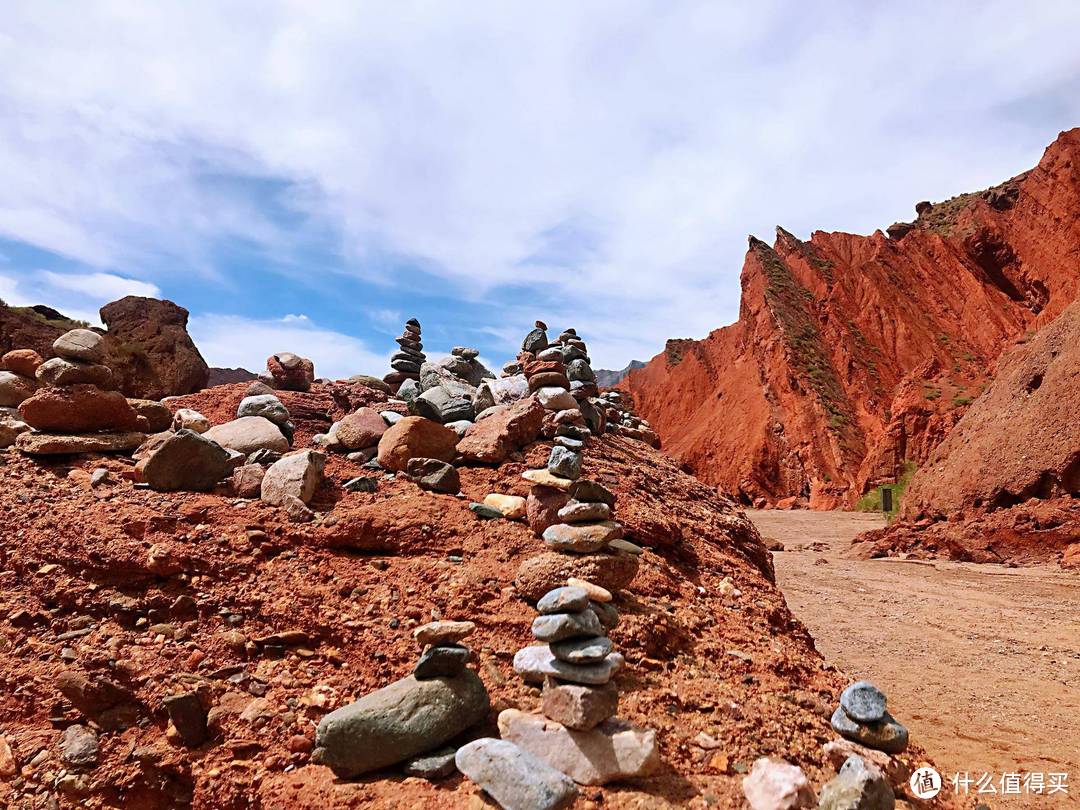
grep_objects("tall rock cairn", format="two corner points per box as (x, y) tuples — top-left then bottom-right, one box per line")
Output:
(383, 318), (426, 395)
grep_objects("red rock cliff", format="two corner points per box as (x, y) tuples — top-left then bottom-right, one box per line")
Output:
(621, 128), (1080, 507)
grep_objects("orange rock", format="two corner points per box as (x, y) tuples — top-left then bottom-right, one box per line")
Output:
(19, 384), (144, 432)
(1, 349), (43, 377)
(376, 415), (458, 472)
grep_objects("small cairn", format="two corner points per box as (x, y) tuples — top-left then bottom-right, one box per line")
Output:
(597, 390), (660, 447)
(13, 329), (147, 455)
(262, 351), (315, 392)
(383, 318), (426, 394)
(829, 680), (909, 755)
(503, 579), (658, 785)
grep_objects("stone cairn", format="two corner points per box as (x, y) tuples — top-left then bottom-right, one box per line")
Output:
(383, 317), (426, 394)
(597, 390), (660, 448)
(8, 329), (151, 455)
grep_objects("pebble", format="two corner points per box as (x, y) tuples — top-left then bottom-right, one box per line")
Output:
(513, 646), (624, 685)
(537, 586), (590, 615)
(531, 610), (602, 642)
(829, 708), (909, 755)
(550, 634), (613, 664)
(469, 503), (503, 520)
(343, 477), (378, 493)
(558, 500), (612, 523)
(839, 681), (888, 723)
(542, 521), (623, 553)
(413, 620), (475, 647)
(567, 578), (612, 603)
(163, 692), (209, 747)
(60, 724), (99, 770)
(403, 746), (458, 781)
(817, 754), (895, 810)
(454, 738), (577, 810)
(414, 645), (471, 679)
(522, 469), (573, 490)
(608, 538), (643, 555)
(547, 446), (582, 480)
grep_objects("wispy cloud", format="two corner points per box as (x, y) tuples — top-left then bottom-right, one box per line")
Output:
(1, 2), (1078, 367)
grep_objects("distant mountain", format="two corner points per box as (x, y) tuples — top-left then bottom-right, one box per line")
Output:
(595, 360), (645, 388)
(207, 367), (258, 387)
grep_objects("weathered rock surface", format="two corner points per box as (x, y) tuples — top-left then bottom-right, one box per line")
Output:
(137, 429), (230, 491)
(454, 738), (578, 810)
(19, 385), (144, 432)
(204, 416), (290, 456)
(515, 551), (639, 602)
(35, 357), (113, 388)
(513, 646), (623, 685)
(16, 431), (145, 455)
(0, 371), (38, 406)
(335, 407), (388, 450)
(456, 397), (545, 464)
(377, 416), (459, 472)
(817, 755), (895, 810)
(621, 129), (1080, 508)
(742, 757), (816, 809)
(541, 679), (618, 731)
(497, 709), (659, 786)
(312, 671), (489, 777)
(261, 450), (326, 506)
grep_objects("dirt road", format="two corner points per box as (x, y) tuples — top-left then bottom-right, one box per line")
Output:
(748, 509), (1080, 810)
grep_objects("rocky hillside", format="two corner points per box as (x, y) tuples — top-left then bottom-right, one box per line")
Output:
(0, 296), (209, 399)
(621, 128), (1080, 508)
(854, 298), (1080, 566)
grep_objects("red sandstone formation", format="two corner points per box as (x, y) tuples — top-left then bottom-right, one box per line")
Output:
(0, 297), (209, 399)
(621, 128), (1080, 507)
(854, 298), (1080, 566)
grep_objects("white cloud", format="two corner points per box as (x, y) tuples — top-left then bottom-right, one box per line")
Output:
(188, 312), (389, 380)
(1, 2), (1079, 366)
(39, 270), (160, 301)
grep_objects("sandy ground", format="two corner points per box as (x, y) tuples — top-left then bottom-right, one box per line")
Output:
(748, 509), (1080, 810)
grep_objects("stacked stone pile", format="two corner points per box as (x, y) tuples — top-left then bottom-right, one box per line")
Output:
(406, 346), (495, 434)
(502, 587), (657, 785)
(597, 390), (659, 447)
(383, 318), (426, 394)
(0, 349), (41, 447)
(829, 680), (909, 755)
(13, 329), (148, 455)
(312, 619), (489, 779)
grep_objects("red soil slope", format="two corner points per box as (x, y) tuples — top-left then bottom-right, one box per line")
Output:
(621, 128), (1080, 508)
(854, 299), (1080, 566)
(0, 381), (959, 808)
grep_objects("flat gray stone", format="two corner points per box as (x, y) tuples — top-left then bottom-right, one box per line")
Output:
(413, 644), (470, 679)
(840, 681), (888, 723)
(403, 746), (457, 781)
(139, 429), (230, 492)
(550, 635), (613, 664)
(313, 671), (489, 777)
(532, 610), (602, 642)
(53, 329), (103, 362)
(558, 500), (612, 523)
(536, 586), (590, 615)
(513, 645), (623, 686)
(454, 738), (576, 810)
(542, 521), (623, 553)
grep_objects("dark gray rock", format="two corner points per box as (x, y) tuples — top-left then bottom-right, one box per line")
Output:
(569, 479), (615, 507)
(403, 746), (457, 780)
(163, 692), (208, 747)
(588, 600), (620, 631)
(60, 724), (99, 770)
(522, 328), (549, 355)
(406, 457), (461, 494)
(840, 681), (888, 723)
(343, 476), (378, 493)
(830, 707), (909, 755)
(455, 738), (577, 810)
(550, 635), (613, 664)
(532, 610), (602, 642)
(537, 586), (590, 615)
(398, 378), (421, 403)
(470, 502), (503, 520)
(313, 671), (490, 777)
(547, 446), (582, 480)
(414, 644), (471, 679)
(140, 429), (230, 492)
(566, 359), (596, 383)
(391, 358), (422, 374)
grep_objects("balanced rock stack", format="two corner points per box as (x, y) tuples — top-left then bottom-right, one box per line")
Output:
(504, 582), (658, 785)
(383, 318), (426, 394)
(597, 391), (659, 448)
(14, 329), (147, 455)
(312, 619), (489, 780)
(0, 349), (42, 447)
(829, 680), (909, 755)
(402, 345), (495, 434)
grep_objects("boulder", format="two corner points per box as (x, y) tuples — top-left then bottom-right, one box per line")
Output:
(34, 357), (113, 388)
(412, 386), (475, 423)
(53, 329), (104, 363)
(455, 738), (577, 810)
(742, 757), (816, 810)
(136, 429), (231, 491)
(203, 417), (290, 456)
(376, 416), (459, 472)
(19, 385), (144, 432)
(261, 450), (326, 506)
(266, 352), (314, 391)
(456, 397), (545, 464)
(16, 431), (145, 455)
(313, 671), (489, 778)
(515, 551), (639, 601)
(0, 371), (38, 407)
(497, 709), (659, 786)
(236, 394), (290, 427)
(127, 399), (173, 433)
(335, 408), (388, 450)
(1, 349), (43, 377)
(99, 297), (209, 398)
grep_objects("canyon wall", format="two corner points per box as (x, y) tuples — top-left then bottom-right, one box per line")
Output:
(621, 128), (1080, 507)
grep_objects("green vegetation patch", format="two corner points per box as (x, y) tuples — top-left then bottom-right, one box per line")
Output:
(856, 461), (917, 518)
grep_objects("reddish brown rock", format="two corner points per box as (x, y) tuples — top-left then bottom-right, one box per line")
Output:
(19, 385), (144, 432)
(267, 352), (315, 392)
(515, 551), (639, 602)
(526, 486), (571, 536)
(528, 372), (570, 392)
(335, 408), (388, 450)
(376, 416), (459, 472)
(100, 297), (209, 399)
(456, 397), (545, 464)
(622, 128), (1080, 507)
(127, 399), (173, 432)
(2, 349), (43, 377)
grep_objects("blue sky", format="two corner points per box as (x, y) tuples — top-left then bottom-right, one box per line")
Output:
(1, 1), (1079, 377)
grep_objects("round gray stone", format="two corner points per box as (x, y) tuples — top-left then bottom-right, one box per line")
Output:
(840, 681), (888, 723)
